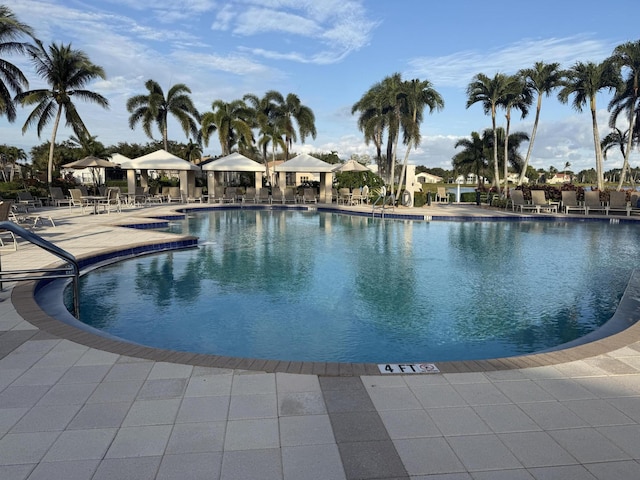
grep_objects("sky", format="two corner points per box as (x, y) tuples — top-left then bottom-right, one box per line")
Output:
(2, 0), (639, 173)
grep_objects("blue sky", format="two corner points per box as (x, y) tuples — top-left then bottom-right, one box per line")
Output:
(2, 0), (638, 173)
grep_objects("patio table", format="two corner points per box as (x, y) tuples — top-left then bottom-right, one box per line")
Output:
(81, 195), (107, 215)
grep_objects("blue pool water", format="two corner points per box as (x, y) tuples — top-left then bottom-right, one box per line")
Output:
(72, 210), (638, 363)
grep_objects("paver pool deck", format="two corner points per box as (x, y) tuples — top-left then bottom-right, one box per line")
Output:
(2, 201), (640, 479)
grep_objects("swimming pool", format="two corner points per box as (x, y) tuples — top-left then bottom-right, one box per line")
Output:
(70, 210), (638, 363)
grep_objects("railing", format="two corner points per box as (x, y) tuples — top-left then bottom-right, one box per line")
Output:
(371, 190), (395, 218)
(0, 221), (80, 317)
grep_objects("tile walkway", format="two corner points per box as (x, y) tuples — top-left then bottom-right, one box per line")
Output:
(1, 202), (640, 479)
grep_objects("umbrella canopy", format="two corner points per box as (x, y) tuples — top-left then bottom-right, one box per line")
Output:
(119, 149), (200, 171)
(275, 153), (334, 173)
(62, 156), (119, 169)
(332, 159), (371, 173)
(201, 152), (265, 172)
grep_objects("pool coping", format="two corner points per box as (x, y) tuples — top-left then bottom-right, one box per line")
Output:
(11, 207), (640, 375)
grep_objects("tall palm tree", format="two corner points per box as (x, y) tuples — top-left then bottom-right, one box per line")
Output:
(601, 127), (635, 186)
(607, 40), (640, 190)
(466, 72), (517, 195)
(397, 78), (444, 194)
(0, 5), (33, 122)
(201, 99), (253, 156)
(126, 80), (200, 152)
(352, 82), (386, 175)
(517, 62), (564, 185)
(558, 60), (621, 189)
(379, 73), (405, 194)
(277, 93), (317, 160)
(498, 74), (531, 191)
(453, 131), (488, 187)
(16, 40), (109, 183)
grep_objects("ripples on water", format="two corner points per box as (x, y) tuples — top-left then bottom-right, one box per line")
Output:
(71, 211), (637, 362)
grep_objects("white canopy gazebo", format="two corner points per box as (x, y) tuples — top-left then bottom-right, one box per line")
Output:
(275, 153), (335, 203)
(119, 149), (200, 197)
(201, 153), (266, 199)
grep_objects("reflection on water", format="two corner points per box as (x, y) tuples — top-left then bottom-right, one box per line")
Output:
(72, 211), (639, 363)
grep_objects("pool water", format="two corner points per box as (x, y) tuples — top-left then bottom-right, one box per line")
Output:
(72, 210), (637, 363)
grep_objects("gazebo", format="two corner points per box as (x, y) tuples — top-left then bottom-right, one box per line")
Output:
(200, 153), (266, 200)
(119, 149), (200, 197)
(275, 153), (335, 203)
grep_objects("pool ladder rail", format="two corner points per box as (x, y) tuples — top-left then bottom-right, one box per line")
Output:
(0, 220), (80, 317)
(372, 187), (395, 218)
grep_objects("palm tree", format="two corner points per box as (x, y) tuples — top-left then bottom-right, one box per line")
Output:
(517, 62), (564, 185)
(607, 40), (640, 190)
(201, 99), (253, 156)
(498, 74), (531, 190)
(466, 72), (517, 195)
(277, 93), (317, 160)
(352, 82), (386, 175)
(558, 60), (621, 189)
(601, 127), (635, 186)
(396, 78), (444, 194)
(453, 131), (488, 187)
(16, 41), (109, 183)
(126, 80), (200, 152)
(0, 5), (34, 122)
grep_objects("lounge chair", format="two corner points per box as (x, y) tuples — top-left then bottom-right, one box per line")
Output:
(0, 201), (17, 250)
(436, 187), (449, 203)
(607, 191), (630, 216)
(509, 190), (539, 213)
(560, 191), (586, 214)
(17, 191), (42, 210)
(221, 187), (236, 203)
(302, 188), (317, 204)
(242, 187), (257, 203)
(584, 191), (608, 215)
(530, 190), (557, 213)
(98, 188), (121, 214)
(167, 186), (183, 203)
(187, 186), (203, 203)
(257, 188), (271, 204)
(284, 188), (297, 204)
(49, 187), (72, 207)
(271, 188), (284, 204)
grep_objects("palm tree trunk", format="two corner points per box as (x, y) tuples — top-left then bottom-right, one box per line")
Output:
(491, 109), (501, 196)
(504, 110), (511, 195)
(519, 96), (542, 185)
(47, 105), (63, 184)
(616, 92), (638, 191)
(590, 98), (604, 190)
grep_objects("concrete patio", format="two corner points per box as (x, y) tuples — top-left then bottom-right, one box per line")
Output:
(1, 201), (640, 479)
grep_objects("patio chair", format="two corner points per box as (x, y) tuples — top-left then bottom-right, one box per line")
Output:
(49, 187), (72, 207)
(607, 191), (631, 216)
(68, 188), (88, 214)
(302, 188), (317, 204)
(222, 187), (237, 203)
(338, 188), (351, 205)
(17, 191), (42, 210)
(257, 188), (271, 204)
(351, 188), (363, 205)
(79, 185), (90, 196)
(271, 188), (284, 204)
(530, 190), (557, 213)
(561, 191), (586, 214)
(436, 187), (449, 203)
(584, 190), (608, 215)
(630, 194), (640, 215)
(242, 187), (257, 203)
(187, 186), (203, 203)
(98, 188), (121, 214)
(133, 186), (149, 205)
(0, 201), (18, 250)
(361, 185), (370, 204)
(509, 190), (539, 213)
(284, 188), (297, 204)
(167, 186), (182, 203)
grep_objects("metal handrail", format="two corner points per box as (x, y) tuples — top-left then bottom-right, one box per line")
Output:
(371, 193), (395, 218)
(0, 221), (80, 316)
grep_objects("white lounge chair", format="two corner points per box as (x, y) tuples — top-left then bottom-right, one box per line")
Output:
(561, 191), (586, 214)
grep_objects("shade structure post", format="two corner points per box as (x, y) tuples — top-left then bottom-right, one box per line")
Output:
(127, 170), (136, 196)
